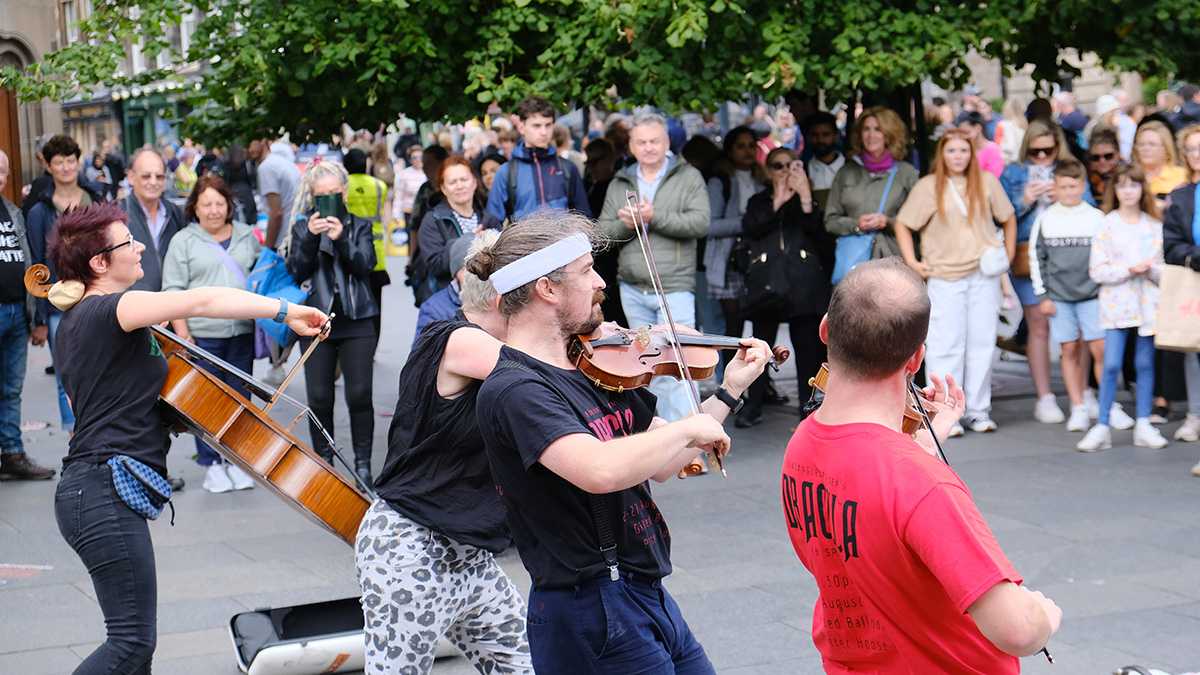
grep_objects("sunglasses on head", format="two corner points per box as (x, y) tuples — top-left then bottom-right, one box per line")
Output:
(1089, 152), (1115, 162)
(1029, 146), (1057, 158)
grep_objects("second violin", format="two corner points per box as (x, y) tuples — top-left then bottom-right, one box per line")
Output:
(569, 324), (791, 393)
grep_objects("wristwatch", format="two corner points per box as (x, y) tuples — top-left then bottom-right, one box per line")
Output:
(714, 387), (744, 414)
(273, 297), (289, 323)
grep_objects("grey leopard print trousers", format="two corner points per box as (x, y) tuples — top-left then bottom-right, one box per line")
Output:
(355, 499), (534, 675)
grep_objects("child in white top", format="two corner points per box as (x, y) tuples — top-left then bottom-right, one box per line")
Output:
(1077, 164), (1168, 451)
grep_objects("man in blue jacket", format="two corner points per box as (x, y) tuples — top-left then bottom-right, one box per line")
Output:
(486, 96), (591, 223)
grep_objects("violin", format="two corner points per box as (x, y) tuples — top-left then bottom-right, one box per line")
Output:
(806, 363), (946, 463)
(569, 324), (791, 393)
(571, 323), (790, 476)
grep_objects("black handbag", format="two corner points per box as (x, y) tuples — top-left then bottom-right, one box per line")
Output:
(740, 225), (792, 321)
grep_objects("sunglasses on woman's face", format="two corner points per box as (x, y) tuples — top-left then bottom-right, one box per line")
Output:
(769, 162), (790, 171)
(1029, 146), (1057, 158)
(1089, 152), (1116, 162)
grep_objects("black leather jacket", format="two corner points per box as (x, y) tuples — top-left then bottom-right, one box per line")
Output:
(286, 211), (379, 320)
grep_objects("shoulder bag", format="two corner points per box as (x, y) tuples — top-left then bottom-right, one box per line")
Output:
(246, 247), (311, 348)
(204, 240), (271, 359)
(1154, 184), (1200, 352)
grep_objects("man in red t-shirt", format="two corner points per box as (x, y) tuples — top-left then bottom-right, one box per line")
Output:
(782, 257), (1061, 673)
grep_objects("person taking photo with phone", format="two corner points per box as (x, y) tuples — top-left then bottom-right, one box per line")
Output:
(286, 161), (379, 487)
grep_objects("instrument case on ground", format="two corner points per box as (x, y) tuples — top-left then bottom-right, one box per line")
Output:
(229, 598), (364, 675)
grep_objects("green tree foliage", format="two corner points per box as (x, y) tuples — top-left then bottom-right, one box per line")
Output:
(4, 0), (1200, 145)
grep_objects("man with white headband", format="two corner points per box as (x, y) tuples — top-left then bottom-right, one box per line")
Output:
(472, 210), (773, 674)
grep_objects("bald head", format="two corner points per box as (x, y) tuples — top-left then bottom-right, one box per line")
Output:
(826, 258), (930, 380)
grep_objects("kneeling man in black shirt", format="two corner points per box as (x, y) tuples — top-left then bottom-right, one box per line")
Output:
(473, 211), (772, 674)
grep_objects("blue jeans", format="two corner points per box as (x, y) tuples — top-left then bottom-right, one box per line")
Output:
(55, 461), (157, 674)
(0, 301), (28, 454)
(1099, 328), (1155, 424)
(620, 284), (697, 422)
(527, 577), (714, 675)
(191, 335), (255, 465)
(47, 311), (76, 431)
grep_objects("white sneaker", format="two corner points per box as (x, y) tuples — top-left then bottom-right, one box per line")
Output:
(1077, 425), (1112, 452)
(262, 364), (286, 387)
(966, 414), (997, 433)
(1133, 423), (1169, 449)
(949, 423), (964, 438)
(1034, 395), (1065, 424)
(202, 464), (233, 493)
(1083, 389), (1100, 419)
(1066, 405), (1090, 432)
(226, 463), (256, 490)
(1174, 414), (1200, 442)
(1192, 459), (1200, 477)
(1108, 403), (1135, 431)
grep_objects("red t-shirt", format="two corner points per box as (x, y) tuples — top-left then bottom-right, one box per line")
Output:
(782, 417), (1021, 674)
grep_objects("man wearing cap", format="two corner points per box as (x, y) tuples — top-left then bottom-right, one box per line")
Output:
(955, 86), (1000, 140)
(473, 211), (772, 674)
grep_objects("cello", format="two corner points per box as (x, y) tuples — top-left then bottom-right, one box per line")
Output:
(25, 265), (372, 546)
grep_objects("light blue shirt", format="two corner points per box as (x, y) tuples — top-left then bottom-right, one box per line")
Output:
(636, 157), (673, 203)
(136, 197), (168, 247)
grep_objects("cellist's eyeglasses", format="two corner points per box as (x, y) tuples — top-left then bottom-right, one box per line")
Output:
(96, 233), (134, 256)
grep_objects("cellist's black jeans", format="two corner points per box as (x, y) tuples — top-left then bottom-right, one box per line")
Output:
(299, 334), (375, 468)
(55, 461), (156, 674)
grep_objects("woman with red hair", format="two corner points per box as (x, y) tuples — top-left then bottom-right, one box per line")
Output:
(48, 201), (327, 673)
(895, 130), (1018, 435)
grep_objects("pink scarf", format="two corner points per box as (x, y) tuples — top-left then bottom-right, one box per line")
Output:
(861, 151), (895, 174)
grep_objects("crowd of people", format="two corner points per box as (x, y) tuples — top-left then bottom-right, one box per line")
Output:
(7, 82), (1200, 674)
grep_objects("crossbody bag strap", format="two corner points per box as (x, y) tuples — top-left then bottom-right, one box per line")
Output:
(947, 178), (969, 217)
(1192, 182), (1200, 246)
(876, 164), (899, 214)
(493, 358), (620, 581)
(204, 240), (249, 285)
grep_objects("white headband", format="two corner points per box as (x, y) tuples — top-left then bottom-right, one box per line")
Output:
(490, 233), (592, 295)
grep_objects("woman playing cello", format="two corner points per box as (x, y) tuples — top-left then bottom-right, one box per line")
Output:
(44, 202), (326, 673)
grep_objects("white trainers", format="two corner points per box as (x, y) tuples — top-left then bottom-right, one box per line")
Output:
(949, 423), (964, 438)
(1077, 425), (1112, 452)
(1108, 403), (1135, 431)
(262, 364), (286, 387)
(1034, 395), (1066, 424)
(1066, 405), (1091, 432)
(1133, 422), (1169, 449)
(966, 414), (998, 433)
(1192, 459), (1200, 477)
(1083, 389), (1100, 419)
(1174, 414), (1200, 442)
(202, 464), (233, 493)
(226, 463), (256, 491)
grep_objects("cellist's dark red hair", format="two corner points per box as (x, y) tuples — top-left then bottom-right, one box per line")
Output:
(48, 201), (129, 286)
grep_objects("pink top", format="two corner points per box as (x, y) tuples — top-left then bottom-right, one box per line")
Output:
(975, 142), (1003, 178)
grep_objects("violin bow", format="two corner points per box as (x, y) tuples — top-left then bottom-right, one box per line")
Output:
(906, 378), (1053, 664)
(625, 190), (725, 477)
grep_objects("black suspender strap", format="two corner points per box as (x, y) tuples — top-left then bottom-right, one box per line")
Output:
(494, 359), (620, 581)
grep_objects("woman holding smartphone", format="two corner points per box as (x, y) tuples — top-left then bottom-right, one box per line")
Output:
(736, 147), (833, 427)
(1000, 119), (1096, 425)
(286, 161), (379, 487)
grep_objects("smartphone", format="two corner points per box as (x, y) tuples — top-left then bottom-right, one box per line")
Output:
(314, 194), (341, 220)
